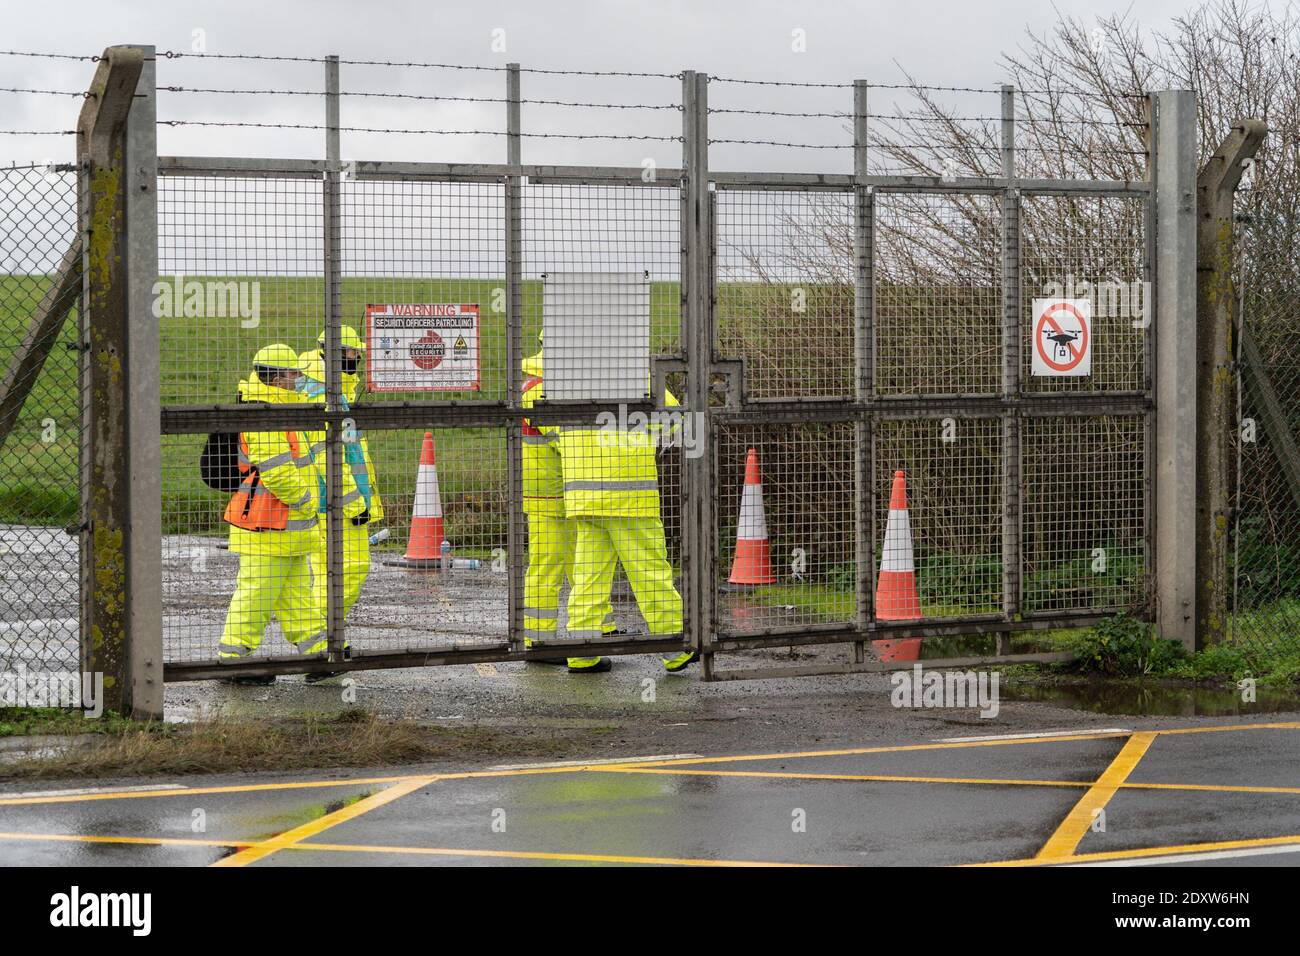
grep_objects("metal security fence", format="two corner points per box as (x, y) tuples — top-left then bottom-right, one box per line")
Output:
(1233, 210), (1300, 659)
(1, 44), (1207, 706)
(0, 163), (81, 676)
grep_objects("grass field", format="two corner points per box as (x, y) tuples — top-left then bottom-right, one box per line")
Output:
(0, 274), (682, 540)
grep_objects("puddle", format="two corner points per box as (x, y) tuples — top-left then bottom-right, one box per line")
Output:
(1001, 680), (1300, 717)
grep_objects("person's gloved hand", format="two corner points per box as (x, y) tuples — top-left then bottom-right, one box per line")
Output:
(350, 509), (370, 526)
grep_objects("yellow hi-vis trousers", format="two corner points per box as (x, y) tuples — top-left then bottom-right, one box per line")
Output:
(524, 513), (614, 642)
(566, 516), (682, 638)
(311, 522), (371, 622)
(220, 552), (327, 658)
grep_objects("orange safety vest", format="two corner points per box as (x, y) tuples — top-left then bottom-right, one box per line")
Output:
(223, 432), (312, 532)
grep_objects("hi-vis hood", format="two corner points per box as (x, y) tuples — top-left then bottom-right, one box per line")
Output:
(238, 376), (304, 405)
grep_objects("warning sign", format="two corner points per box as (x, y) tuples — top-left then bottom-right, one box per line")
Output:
(365, 304), (480, 392)
(1031, 298), (1091, 377)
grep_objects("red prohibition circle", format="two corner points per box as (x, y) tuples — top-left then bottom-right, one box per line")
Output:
(1034, 301), (1089, 372)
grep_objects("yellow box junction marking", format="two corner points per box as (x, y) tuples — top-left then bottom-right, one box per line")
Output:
(1035, 732), (1157, 861)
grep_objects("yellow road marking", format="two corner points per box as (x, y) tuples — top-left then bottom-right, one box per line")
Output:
(620, 721), (1299, 769)
(0, 830), (812, 867)
(0, 775), (415, 807)
(1151, 721), (1300, 736)
(616, 731), (1133, 767)
(0, 831), (246, 850)
(592, 766), (1092, 789)
(290, 841), (815, 866)
(10, 825), (1300, 870)
(212, 776), (438, 867)
(1036, 732), (1157, 861)
(972, 832), (1300, 867)
(1121, 781), (1300, 796)
(596, 766), (1300, 797)
(0, 764), (614, 808)
(1, 720), (1293, 809)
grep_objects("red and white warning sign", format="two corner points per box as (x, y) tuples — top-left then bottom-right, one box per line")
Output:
(1031, 298), (1091, 377)
(365, 303), (480, 392)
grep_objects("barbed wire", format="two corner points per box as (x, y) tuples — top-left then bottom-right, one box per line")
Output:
(160, 50), (322, 63)
(156, 119), (680, 140)
(0, 50), (98, 62)
(708, 74), (1149, 98)
(0, 86), (89, 97)
(711, 107), (1134, 127)
(709, 137), (851, 148)
(157, 85), (680, 109)
(0, 49), (1148, 97)
(1, 161), (77, 171)
(0, 129), (76, 136)
(710, 135), (1145, 155)
(159, 51), (680, 78)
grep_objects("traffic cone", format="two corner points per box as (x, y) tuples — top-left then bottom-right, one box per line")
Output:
(386, 432), (446, 569)
(873, 469), (922, 662)
(724, 448), (776, 588)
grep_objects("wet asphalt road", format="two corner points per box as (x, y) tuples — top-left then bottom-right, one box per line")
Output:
(5, 527), (1300, 865)
(2, 717), (1298, 867)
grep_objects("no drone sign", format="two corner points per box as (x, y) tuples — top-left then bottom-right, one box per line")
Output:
(1031, 298), (1092, 377)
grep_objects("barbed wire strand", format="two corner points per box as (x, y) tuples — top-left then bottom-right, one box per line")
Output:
(0, 50), (98, 62)
(157, 85), (680, 109)
(0, 86), (89, 97)
(156, 119), (679, 140)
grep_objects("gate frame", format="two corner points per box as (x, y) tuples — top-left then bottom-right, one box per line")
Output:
(697, 86), (1192, 680)
(73, 48), (1198, 690)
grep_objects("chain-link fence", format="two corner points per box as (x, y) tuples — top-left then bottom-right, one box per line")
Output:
(0, 163), (81, 676)
(1233, 209), (1300, 660)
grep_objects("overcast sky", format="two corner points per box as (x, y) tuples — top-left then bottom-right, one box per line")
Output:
(2, 0), (1210, 172)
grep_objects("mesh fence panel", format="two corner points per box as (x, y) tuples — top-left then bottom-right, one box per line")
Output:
(1020, 194), (1147, 394)
(0, 165), (81, 675)
(874, 418), (1003, 618)
(159, 173), (329, 664)
(715, 422), (856, 634)
(1232, 214), (1300, 659)
(715, 190), (853, 399)
(875, 192), (1001, 396)
(1021, 415), (1146, 615)
(521, 183), (683, 647)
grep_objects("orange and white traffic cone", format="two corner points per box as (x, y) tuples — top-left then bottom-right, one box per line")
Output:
(724, 448), (776, 588)
(388, 431), (446, 569)
(873, 469), (922, 662)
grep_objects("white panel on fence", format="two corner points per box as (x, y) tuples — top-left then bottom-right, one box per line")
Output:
(1031, 297), (1092, 377)
(542, 271), (650, 401)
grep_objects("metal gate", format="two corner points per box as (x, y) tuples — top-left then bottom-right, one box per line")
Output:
(3, 46), (1201, 710)
(697, 83), (1157, 679)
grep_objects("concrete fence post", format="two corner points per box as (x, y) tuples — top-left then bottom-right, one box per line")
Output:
(77, 44), (162, 718)
(1152, 89), (1199, 651)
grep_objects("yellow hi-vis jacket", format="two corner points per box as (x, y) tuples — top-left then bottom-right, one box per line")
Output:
(538, 375), (681, 520)
(520, 352), (563, 516)
(225, 377), (321, 556)
(299, 352), (384, 522)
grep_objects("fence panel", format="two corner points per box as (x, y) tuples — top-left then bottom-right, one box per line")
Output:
(1232, 216), (1300, 659)
(0, 164), (81, 677)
